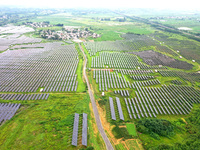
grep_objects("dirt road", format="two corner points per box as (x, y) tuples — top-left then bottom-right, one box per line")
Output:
(79, 44), (114, 150)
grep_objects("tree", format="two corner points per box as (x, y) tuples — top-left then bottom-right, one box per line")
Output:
(53, 34), (60, 40)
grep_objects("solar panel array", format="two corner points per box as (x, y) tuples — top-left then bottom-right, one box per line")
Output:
(93, 69), (160, 92)
(0, 43), (79, 92)
(109, 97), (116, 120)
(158, 70), (200, 84)
(71, 113), (88, 147)
(72, 113), (79, 146)
(124, 98), (132, 119)
(0, 103), (21, 124)
(0, 25), (41, 51)
(116, 97), (124, 120)
(109, 84), (200, 120)
(0, 93), (49, 100)
(91, 52), (166, 69)
(84, 35), (156, 56)
(115, 90), (130, 97)
(94, 69), (133, 91)
(128, 98), (137, 119)
(82, 113), (88, 146)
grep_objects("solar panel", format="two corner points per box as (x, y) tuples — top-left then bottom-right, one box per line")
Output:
(128, 98), (136, 118)
(45, 93), (49, 100)
(124, 98), (132, 119)
(116, 97), (124, 120)
(82, 113), (87, 146)
(109, 97), (116, 120)
(0, 103), (21, 123)
(72, 113), (79, 146)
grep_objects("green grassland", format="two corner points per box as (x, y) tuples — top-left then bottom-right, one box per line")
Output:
(0, 93), (105, 150)
(126, 123), (137, 136)
(86, 21), (155, 41)
(155, 18), (200, 34)
(29, 13), (86, 26)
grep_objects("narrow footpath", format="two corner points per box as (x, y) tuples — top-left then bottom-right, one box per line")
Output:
(79, 44), (114, 150)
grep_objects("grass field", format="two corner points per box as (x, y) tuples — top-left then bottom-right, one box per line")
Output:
(75, 43), (87, 92)
(155, 18), (200, 34)
(0, 93), (105, 150)
(88, 22), (155, 41)
(29, 13), (86, 26)
(126, 123), (137, 136)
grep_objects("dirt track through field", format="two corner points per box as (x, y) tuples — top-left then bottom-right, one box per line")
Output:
(79, 44), (114, 150)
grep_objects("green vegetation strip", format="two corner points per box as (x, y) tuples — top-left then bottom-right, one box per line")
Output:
(126, 123), (137, 136)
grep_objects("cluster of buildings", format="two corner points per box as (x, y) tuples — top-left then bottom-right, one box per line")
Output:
(40, 26), (100, 40)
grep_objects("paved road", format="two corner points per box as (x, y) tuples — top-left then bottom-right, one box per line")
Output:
(79, 44), (114, 150)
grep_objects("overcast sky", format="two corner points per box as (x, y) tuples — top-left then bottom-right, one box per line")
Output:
(1, 0), (200, 9)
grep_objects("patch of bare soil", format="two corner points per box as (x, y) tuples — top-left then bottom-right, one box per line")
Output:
(129, 50), (193, 70)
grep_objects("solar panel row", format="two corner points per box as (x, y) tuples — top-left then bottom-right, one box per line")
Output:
(109, 97), (116, 120)
(116, 97), (124, 121)
(0, 103), (21, 124)
(71, 113), (88, 147)
(0, 93), (49, 100)
(82, 113), (87, 146)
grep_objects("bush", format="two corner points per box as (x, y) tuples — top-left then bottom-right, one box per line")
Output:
(154, 144), (174, 150)
(112, 125), (132, 139)
(98, 100), (106, 107)
(136, 118), (175, 138)
(150, 132), (160, 140)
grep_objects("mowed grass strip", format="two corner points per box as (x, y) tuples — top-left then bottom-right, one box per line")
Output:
(126, 123), (137, 136)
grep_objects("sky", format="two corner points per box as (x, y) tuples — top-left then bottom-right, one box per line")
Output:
(0, 0), (200, 10)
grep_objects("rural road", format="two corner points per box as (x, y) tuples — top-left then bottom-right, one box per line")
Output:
(79, 44), (114, 150)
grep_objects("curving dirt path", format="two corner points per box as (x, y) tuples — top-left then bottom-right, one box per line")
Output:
(79, 44), (114, 150)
